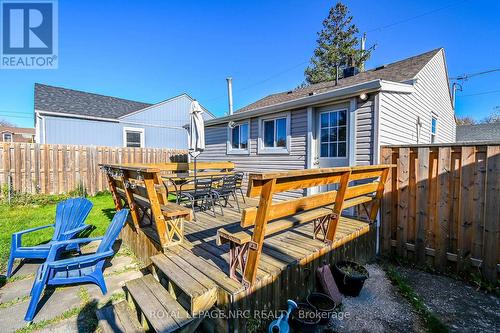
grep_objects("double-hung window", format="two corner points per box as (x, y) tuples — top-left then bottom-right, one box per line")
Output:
(3, 132), (13, 142)
(228, 122), (249, 154)
(258, 113), (290, 154)
(431, 116), (437, 143)
(319, 109), (347, 158)
(123, 127), (144, 148)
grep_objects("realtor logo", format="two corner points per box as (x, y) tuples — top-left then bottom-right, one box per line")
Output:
(1, 0), (58, 69)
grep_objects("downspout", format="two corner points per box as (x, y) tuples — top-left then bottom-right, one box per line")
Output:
(373, 93), (381, 255)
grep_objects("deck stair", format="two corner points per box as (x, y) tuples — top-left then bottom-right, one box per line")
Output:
(96, 300), (144, 333)
(150, 252), (219, 315)
(125, 275), (201, 332)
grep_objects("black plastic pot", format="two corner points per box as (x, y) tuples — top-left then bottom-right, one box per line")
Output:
(306, 292), (337, 325)
(289, 302), (320, 333)
(332, 260), (369, 297)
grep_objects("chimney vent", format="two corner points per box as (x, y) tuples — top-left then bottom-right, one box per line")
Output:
(226, 77), (233, 115)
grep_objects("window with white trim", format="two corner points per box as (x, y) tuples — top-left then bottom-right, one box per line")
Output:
(258, 113), (290, 154)
(227, 122), (249, 154)
(319, 109), (347, 157)
(2, 132), (13, 142)
(431, 116), (437, 143)
(123, 127), (144, 147)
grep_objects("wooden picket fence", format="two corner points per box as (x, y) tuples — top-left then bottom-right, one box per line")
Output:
(0, 143), (187, 196)
(380, 142), (499, 283)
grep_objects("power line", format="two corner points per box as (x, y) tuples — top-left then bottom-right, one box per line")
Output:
(450, 68), (500, 81)
(460, 89), (500, 97)
(365, 0), (468, 33)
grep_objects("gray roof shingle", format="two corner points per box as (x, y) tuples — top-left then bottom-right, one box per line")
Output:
(237, 48), (442, 113)
(456, 123), (500, 142)
(35, 83), (152, 119)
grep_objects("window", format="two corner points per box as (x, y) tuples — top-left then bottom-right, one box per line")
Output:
(319, 109), (347, 158)
(258, 113), (290, 154)
(431, 116), (437, 143)
(263, 117), (287, 148)
(228, 122), (249, 154)
(123, 127), (144, 147)
(2, 132), (13, 142)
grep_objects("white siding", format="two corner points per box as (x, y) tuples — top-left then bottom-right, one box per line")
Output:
(378, 50), (455, 145)
(355, 97), (375, 165)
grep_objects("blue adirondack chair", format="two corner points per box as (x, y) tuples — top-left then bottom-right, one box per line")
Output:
(24, 209), (129, 322)
(7, 197), (93, 277)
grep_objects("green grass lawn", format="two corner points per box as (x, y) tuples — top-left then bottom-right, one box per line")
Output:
(0, 193), (117, 274)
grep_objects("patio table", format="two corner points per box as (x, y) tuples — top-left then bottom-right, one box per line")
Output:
(163, 171), (234, 203)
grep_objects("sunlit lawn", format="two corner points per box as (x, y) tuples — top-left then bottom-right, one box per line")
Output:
(0, 193), (116, 274)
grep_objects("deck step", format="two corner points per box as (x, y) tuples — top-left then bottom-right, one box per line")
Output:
(126, 275), (200, 333)
(96, 300), (144, 333)
(150, 253), (218, 315)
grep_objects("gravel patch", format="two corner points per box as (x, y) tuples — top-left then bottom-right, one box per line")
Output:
(398, 266), (500, 333)
(330, 264), (426, 333)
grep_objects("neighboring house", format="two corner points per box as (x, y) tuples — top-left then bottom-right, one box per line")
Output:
(35, 83), (214, 148)
(456, 123), (500, 142)
(201, 48), (455, 197)
(0, 126), (35, 143)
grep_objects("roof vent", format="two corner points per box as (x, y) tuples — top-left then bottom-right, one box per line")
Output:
(286, 90), (293, 94)
(374, 64), (387, 71)
(309, 91), (316, 96)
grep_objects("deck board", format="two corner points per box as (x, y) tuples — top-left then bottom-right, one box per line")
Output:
(149, 197), (371, 305)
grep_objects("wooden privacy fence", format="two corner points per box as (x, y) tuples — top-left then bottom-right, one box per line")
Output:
(380, 142), (499, 283)
(0, 143), (187, 196)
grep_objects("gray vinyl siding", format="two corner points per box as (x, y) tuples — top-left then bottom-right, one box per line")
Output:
(378, 50), (455, 145)
(39, 94), (214, 148)
(201, 108), (308, 199)
(355, 97), (375, 165)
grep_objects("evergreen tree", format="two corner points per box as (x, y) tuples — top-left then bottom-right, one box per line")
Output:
(305, 2), (373, 85)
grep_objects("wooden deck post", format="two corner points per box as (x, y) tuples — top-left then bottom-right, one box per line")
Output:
(105, 171), (122, 211)
(242, 178), (276, 288)
(143, 173), (169, 247)
(369, 168), (390, 222)
(123, 171), (141, 229)
(325, 170), (351, 242)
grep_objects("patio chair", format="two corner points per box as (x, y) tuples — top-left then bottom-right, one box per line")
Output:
(234, 171), (246, 203)
(212, 175), (240, 216)
(177, 178), (217, 221)
(6, 197), (93, 278)
(24, 209), (129, 322)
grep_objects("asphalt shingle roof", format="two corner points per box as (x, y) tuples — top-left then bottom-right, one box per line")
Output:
(237, 48), (442, 113)
(35, 83), (152, 119)
(456, 123), (500, 142)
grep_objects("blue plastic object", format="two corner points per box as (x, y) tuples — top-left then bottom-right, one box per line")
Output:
(7, 197), (93, 277)
(268, 300), (297, 333)
(24, 209), (129, 322)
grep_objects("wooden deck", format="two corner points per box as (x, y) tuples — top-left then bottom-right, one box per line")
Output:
(133, 196), (373, 331)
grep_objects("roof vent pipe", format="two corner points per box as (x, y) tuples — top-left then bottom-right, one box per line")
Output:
(226, 77), (234, 115)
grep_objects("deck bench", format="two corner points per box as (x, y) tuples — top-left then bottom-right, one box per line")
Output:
(100, 164), (192, 249)
(215, 165), (392, 287)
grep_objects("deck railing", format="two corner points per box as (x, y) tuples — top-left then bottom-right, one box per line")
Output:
(380, 142), (499, 283)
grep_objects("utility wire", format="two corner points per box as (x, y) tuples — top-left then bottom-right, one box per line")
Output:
(460, 89), (500, 97)
(365, 0), (468, 33)
(450, 68), (500, 80)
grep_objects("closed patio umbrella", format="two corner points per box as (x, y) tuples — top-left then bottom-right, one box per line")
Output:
(188, 100), (205, 180)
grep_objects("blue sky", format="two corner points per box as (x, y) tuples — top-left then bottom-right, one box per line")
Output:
(1, 0), (499, 127)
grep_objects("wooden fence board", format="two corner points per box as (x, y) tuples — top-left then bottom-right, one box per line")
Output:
(381, 143), (500, 284)
(458, 146), (475, 272)
(0, 143), (187, 196)
(483, 146), (500, 282)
